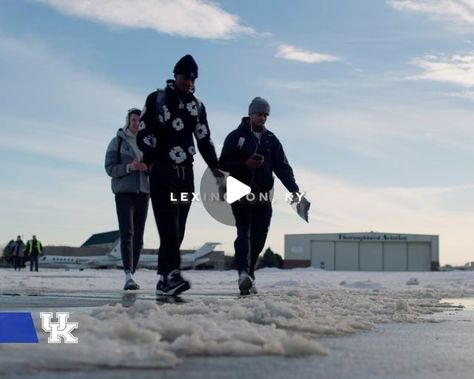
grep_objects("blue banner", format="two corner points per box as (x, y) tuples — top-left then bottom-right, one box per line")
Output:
(0, 312), (39, 343)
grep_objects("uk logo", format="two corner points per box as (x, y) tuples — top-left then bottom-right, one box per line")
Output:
(40, 312), (78, 344)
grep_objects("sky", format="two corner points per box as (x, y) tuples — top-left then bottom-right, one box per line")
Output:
(0, 0), (473, 265)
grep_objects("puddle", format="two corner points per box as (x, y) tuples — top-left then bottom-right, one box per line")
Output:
(441, 297), (474, 310)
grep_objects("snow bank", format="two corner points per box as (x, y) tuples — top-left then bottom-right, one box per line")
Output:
(0, 268), (473, 370)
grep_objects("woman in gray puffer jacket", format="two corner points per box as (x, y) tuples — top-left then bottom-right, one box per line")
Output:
(105, 108), (150, 291)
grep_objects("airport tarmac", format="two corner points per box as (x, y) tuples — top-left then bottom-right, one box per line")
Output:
(1, 291), (473, 379)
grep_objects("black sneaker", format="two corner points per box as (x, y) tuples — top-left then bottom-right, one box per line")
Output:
(156, 270), (190, 296)
(156, 277), (168, 295)
(124, 278), (140, 291)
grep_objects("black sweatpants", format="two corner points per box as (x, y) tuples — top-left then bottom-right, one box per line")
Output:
(115, 192), (150, 273)
(231, 200), (272, 278)
(149, 164), (194, 276)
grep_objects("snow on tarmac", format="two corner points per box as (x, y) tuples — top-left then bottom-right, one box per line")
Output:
(0, 268), (473, 370)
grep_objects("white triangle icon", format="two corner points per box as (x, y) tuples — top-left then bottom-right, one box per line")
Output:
(226, 176), (251, 204)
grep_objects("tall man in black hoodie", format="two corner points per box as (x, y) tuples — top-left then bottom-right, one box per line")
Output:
(220, 97), (300, 295)
(137, 55), (221, 296)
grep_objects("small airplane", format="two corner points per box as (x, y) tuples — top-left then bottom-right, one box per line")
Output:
(134, 242), (220, 270)
(39, 242), (220, 270)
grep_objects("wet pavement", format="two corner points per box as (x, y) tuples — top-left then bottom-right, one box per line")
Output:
(1, 293), (473, 379)
(0, 290), (241, 310)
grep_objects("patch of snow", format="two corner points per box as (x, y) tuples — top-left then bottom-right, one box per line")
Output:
(406, 277), (419, 285)
(0, 268), (473, 370)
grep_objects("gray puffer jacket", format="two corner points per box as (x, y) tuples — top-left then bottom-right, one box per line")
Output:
(105, 129), (150, 194)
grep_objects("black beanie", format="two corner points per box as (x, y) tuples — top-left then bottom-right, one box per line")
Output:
(173, 54), (198, 78)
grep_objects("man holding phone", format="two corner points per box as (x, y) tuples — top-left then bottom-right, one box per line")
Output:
(220, 97), (300, 295)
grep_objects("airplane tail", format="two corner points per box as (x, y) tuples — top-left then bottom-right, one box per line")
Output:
(186, 242), (219, 261)
(107, 240), (121, 259)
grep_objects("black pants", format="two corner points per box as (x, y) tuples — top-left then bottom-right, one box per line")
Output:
(30, 255), (38, 271)
(231, 200), (272, 278)
(150, 164), (194, 276)
(115, 192), (150, 273)
(14, 256), (22, 271)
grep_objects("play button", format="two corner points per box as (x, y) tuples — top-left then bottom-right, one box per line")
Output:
(225, 176), (251, 204)
(199, 168), (274, 226)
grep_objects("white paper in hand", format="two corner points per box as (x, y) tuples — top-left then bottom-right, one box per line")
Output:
(296, 196), (310, 222)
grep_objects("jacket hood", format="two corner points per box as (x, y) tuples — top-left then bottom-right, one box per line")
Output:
(116, 128), (127, 139)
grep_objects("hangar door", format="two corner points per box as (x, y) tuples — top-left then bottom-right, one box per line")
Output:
(359, 242), (383, 271)
(383, 243), (408, 271)
(407, 243), (431, 271)
(311, 241), (334, 270)
(335, 242), (359, 270)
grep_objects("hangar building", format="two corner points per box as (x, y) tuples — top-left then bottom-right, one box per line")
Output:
(284, 232), (439, 271)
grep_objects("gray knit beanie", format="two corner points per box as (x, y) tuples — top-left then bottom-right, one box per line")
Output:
(248, 97), (270, 115)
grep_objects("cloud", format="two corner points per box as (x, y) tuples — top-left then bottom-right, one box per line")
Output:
(389, 0), (474, 27)
(275, 44), (341, 64)
(410, 53), (474, 87)
(35, 0), (254, 39)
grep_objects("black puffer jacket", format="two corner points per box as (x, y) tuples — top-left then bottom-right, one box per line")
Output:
(137, 80), (218, 169)
(219, 117), (299, 193)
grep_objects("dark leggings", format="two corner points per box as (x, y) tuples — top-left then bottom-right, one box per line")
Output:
(115, 193), (150, 273)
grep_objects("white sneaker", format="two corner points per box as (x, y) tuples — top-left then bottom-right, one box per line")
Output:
(238, 271), (253, 295)
(249, 281), (258, 294)
(124, 278), (140, 291)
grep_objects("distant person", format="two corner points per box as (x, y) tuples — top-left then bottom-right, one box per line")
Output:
(105, 108), (150, 291)
(25, 235), (43, 272)
(219, 97), (301, 295)
(137, 54), (222, 296)
(11, 235), (25, 271)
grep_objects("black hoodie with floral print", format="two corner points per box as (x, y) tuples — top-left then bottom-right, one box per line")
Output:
(137, 80), (218, 169)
